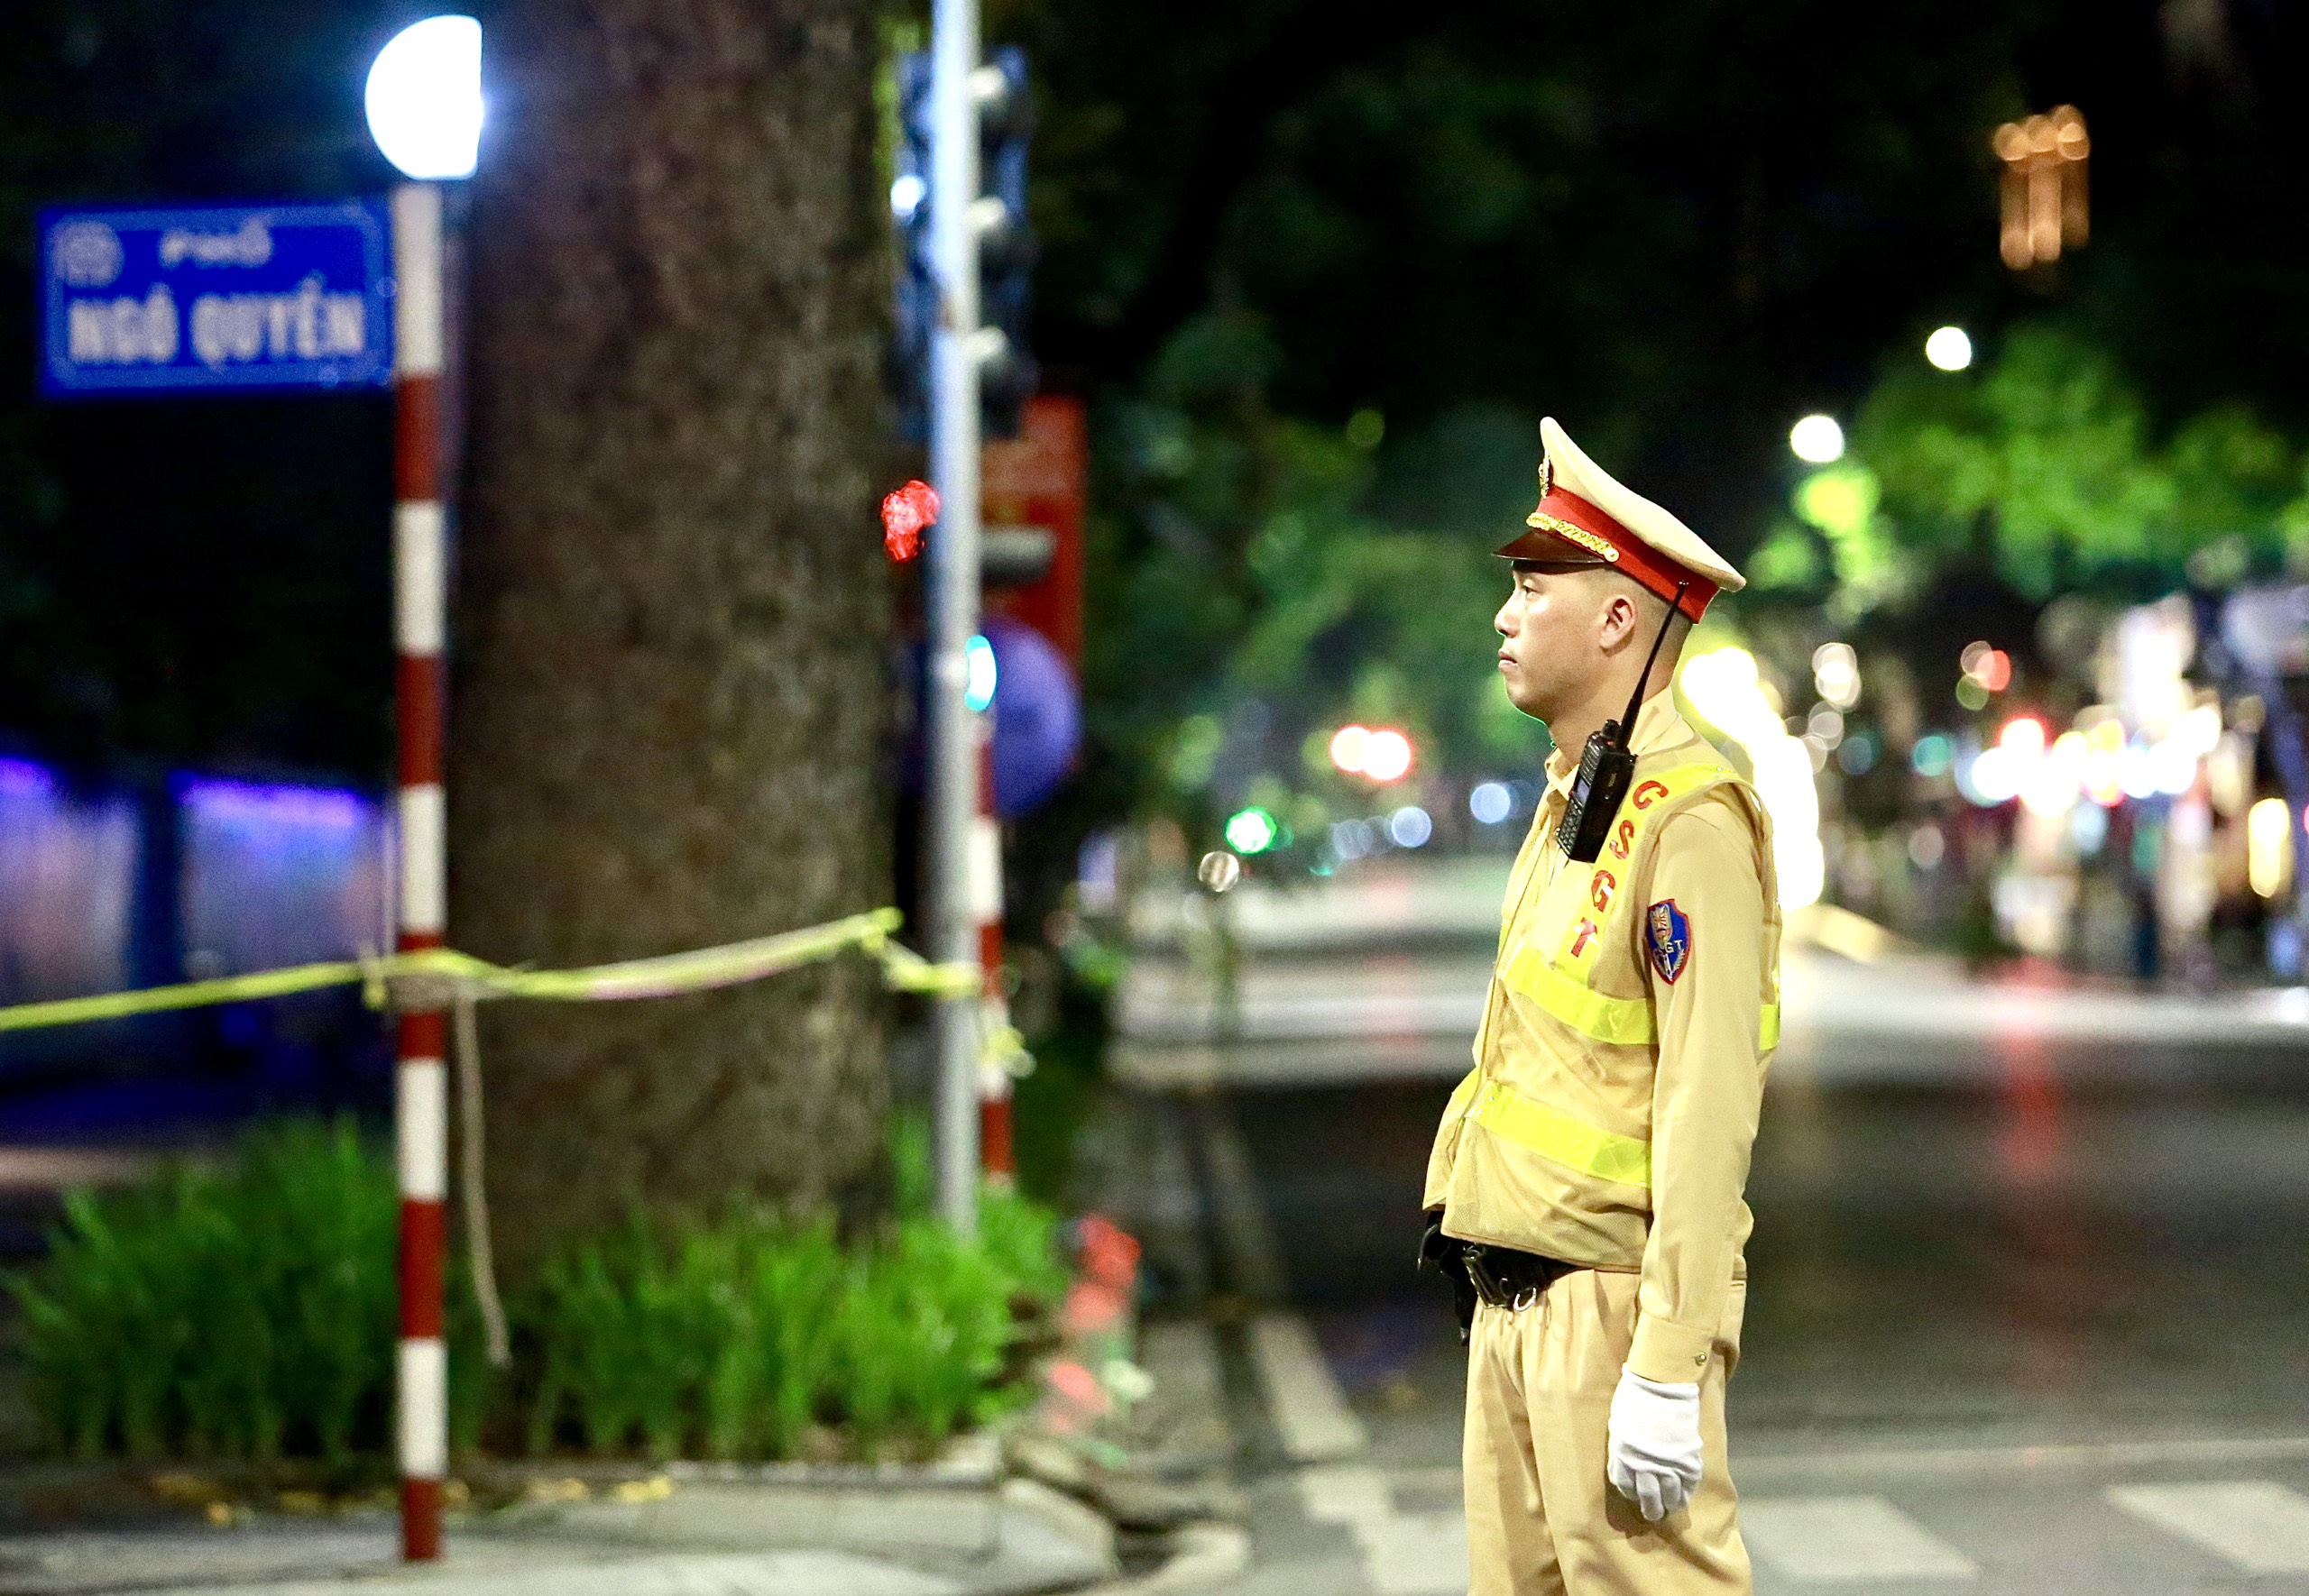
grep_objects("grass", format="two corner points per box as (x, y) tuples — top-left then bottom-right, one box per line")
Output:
(8, 1119), (396, 1465)
(8, 1115), (1068, 1466)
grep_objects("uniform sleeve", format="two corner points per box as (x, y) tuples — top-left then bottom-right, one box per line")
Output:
(1624, 794), (1768, 1384)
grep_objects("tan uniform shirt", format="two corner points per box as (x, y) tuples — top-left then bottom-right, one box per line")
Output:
(1426, 692), (1780, 1383)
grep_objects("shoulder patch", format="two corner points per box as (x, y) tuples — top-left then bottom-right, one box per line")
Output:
(1646, 899), (1691, 984)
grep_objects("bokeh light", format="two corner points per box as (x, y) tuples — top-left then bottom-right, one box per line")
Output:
(1329, 725), (1371, 774)
(1224, 807), (1278, 856)
(2249, 796), (2293, 899)
(1789, 415), (1845, 464)
(1386, 805), (1433, 848)
(1925, 326), (1973, 371)
(1811, 641), (1861, 710)
(1468, 782), (1513, 825)
(1360, 729), (1414, 784)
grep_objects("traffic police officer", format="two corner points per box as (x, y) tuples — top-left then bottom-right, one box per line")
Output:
(1423, 417), (1778, 1595)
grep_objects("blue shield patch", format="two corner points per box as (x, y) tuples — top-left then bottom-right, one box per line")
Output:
(1646, 899), (1691, 985)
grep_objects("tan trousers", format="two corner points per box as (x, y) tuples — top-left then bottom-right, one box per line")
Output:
(1463, 1269), (1749, 1596)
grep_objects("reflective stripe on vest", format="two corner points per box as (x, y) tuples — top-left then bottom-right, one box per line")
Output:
(1469, 1076), (1651, 1189)
(1495, 951), (1782, 1051)
(1495, 757), (1780, 1052)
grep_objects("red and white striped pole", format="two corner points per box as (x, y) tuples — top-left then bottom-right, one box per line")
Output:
(975, 727), (1012, 1184)
(390, 180), (450, 1564)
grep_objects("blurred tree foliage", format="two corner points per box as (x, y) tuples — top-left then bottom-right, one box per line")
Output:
(1747, 324), (2307, 622)
(987, 0), (2309, 827)
(7, 0), (2309, 829)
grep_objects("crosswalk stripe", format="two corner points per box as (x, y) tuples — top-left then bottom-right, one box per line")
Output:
(1250, 1313), (1369, 1463)
(1741, 1495), (1977, 1580)
(2108, 1481), (2309, 1573)
(1297, 1466), (1467, 1596)
(1299, 1464), (1393, 1524)
(1353, 1510), (1469, 1596)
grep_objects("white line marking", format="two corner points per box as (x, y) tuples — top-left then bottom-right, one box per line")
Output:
(1249, 1313), (1366, 1463)
(1299, 1463), (1391, 1523)
(1354, 1510), (1467, 1596)
(1741, 1495), (1976, 1580)
(1299, 1465), (1467, 1596)
(2108, 1481), (2309, 1573)
(1734, 1432), (2309, 1489)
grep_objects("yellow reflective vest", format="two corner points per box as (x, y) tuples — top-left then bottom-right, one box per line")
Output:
(1425, 693), (1780, 1380)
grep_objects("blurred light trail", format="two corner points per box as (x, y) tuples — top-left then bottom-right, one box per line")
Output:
(1925, 326), (1974, 371)
(1678, 647), (1824, 906)
(365, 16), (483, 181)
(1789, 415), (1845, 464)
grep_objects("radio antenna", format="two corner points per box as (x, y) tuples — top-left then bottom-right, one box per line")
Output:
(1613, 582), (1689, 737)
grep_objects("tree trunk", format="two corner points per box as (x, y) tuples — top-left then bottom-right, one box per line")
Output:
(451, 0), (892, 1272)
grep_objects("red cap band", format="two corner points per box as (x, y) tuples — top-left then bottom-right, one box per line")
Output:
(1520, 489), (1718, 621)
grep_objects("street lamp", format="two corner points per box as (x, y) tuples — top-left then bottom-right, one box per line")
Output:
(1789, 415), (1845, 464)
(364, 12), (481, 1568)
(365, 16), (484, 181)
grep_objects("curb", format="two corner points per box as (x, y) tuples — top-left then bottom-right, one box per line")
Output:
(1080, 1521), (1251, 1595)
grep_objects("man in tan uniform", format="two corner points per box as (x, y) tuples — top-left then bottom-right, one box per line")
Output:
(1422, 417), (1780, 1595)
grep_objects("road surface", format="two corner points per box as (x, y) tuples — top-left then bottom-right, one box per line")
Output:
(1090, 855), (2309, 1594)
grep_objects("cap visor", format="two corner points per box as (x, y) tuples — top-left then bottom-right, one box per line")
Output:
(1495, 527), (1607, 563)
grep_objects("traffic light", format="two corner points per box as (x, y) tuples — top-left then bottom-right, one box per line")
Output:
(891, 46), (1038, 442)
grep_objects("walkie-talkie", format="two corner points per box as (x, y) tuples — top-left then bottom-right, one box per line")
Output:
(1555, 583), (1689, 862)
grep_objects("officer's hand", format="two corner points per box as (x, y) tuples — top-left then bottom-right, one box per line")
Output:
(1606, 1370), (1703, 1522)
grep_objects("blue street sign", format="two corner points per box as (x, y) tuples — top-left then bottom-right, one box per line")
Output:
(40, 199), (394, 396)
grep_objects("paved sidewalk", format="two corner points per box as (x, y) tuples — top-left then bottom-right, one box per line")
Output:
(0, 1476), (1120, 1596)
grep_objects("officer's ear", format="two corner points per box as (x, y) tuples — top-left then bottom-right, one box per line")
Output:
(1596, 585), (1645, 652)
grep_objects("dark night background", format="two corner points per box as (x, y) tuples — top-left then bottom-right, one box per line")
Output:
(1, 0), (2303, 792)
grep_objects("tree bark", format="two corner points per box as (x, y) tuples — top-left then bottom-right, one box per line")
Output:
(451, 0), (892, 1271)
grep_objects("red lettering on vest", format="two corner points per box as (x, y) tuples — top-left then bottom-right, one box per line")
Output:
(1590, 870), (1616, 913)
(1610, 817), (1635, 859)
(1569, 919), (1598, 956)
(1631, 779), (1670, 811)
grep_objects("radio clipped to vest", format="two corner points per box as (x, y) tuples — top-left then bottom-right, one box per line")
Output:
(1555, 582), (1689, 863)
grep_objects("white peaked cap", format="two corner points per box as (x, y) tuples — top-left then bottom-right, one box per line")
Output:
(1497, 417), (1745, 619)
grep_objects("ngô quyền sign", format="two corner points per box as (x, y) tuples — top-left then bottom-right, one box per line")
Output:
(40, 199), (393, 396)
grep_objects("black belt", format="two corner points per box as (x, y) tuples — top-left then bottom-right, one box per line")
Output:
(1461, 1243), (1578, 1309)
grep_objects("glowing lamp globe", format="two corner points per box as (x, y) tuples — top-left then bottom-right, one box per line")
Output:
(366, 16), (484, 180)
(1789, 415), (1844, 464)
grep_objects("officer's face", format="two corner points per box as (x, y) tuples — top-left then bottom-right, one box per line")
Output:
(1486, 558), (1634, 716)
(1494, 563), (1607, 720)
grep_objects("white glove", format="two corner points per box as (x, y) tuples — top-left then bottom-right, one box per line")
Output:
(1607, 1371), (1703, 1522)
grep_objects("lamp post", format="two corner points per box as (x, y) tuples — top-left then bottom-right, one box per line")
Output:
(365, 14), (481, 1564)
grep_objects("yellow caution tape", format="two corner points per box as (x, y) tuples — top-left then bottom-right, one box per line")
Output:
(0, 907), (980, 1034)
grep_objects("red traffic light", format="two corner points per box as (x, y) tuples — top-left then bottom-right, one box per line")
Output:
(881, 479), (940, 563)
